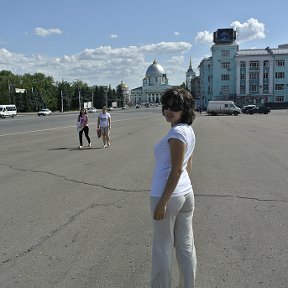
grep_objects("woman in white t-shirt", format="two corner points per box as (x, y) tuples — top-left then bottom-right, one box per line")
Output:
(150, 88), (197, 288)
(97, 106), (111, 148)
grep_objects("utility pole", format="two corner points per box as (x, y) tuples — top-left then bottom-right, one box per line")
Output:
(78, 89), (81, 110)
(61, 90), (64, 112)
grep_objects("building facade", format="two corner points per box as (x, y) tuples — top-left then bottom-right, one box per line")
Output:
(130, 60), (171, 104)
(199, 28), (288, 108)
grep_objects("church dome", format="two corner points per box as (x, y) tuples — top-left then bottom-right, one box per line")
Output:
(117, 81), (129, 90)
(146, 60), (165, 76)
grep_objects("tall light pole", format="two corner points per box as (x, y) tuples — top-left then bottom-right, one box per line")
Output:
(78, 88), (81, 110)
(61, 90), (64, 112)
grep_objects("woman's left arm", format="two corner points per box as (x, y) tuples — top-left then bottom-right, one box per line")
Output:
(153, 138), (185, 220)
(108, 115), (111, 130)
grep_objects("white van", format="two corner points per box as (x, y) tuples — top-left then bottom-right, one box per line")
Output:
(0, 105), (17, 118)
(207, 101), (241, 116)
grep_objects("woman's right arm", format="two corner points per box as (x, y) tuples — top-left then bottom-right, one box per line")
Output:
(186, 155), (193, 179)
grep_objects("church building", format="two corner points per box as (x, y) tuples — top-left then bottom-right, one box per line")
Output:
(130, 60), (172, 104)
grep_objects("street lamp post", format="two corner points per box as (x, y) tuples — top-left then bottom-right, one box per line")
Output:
(78, 89), (81, 110)
(61, 90), (64, 112)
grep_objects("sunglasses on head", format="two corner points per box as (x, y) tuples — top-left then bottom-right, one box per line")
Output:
(162, 103), (182, 112)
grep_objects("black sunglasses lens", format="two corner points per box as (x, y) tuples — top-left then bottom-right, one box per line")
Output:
(162, 104), (181, 112)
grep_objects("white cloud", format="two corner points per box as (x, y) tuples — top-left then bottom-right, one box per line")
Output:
(195, 18), (266, 45)
(167, 55), (184, 65)
(33, 27), (63, 37)
(231, 18), (265, 43)
(174, 32), (180, 36)
(195, 31), (213, 44)
(110, 34), (118, 39)
(0, 41), (192, 88)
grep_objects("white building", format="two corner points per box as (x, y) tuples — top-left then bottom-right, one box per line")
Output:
(130, 60), (172, 104)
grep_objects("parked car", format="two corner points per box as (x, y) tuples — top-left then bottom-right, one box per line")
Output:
(241, 105), (256, 113)
(207, 101), (241, 116)
(88, 107), (97, 113)
(107, 107), (114, 111)
(38, 108), (52, 116)
(247, 106), (271, 114)
(0, 104), (17, 118)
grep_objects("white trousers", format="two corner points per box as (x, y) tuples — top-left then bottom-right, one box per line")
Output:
(150, 192), (197, 288)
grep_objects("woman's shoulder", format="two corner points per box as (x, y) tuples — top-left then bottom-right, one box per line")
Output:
(169, 124), (194, 140)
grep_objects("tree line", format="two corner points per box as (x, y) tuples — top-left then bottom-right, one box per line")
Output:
(0, 70), (126, 112)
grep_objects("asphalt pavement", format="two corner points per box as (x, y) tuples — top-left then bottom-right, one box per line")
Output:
(0, 109), (287, 288)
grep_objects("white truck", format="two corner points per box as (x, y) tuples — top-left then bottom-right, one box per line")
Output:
(0, 105), (17, 118)
(207, 101), (241, 116)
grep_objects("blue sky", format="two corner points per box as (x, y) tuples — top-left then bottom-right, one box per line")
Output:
(1, 0), (287, 89)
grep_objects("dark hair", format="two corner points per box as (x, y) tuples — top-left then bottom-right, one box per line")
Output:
(161, 87), (196, 125)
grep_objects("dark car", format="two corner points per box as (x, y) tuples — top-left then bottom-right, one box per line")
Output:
(241, 105), (256, 113)
(248, 106), (271, 114)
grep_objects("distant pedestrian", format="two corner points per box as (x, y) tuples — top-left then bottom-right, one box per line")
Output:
(150, 87), (197, 288)
(97, 106), (111, 148)
(77, 108), (91, 148)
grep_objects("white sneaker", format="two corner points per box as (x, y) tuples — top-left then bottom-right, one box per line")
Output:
(107, 141), (110, 147)
(102, 144), (107, 148)
(79, 146), (83, 149)
(88, 142), (92, 147)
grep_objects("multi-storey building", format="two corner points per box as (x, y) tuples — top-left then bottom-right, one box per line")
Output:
(199, 28), (288, 109)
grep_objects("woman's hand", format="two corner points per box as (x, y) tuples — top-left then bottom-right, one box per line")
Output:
(153, 201), (167, 220)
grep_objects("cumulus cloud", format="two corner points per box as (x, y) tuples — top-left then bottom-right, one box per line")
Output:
(195, 31), (213, 44)
(195, 18), (265, 45)
(231, 18), (265, 42)
(33, 27), (63, 37)
(0, 41), (192, 88)
(110, 34), (118, 39)
(167, 55), (184, 65)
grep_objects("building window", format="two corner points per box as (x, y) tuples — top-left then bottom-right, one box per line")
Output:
(221, 74), (230, 81)
(249, 85), (259, 92)
(275, 96), (284, 102)
(275, 72), (285, 78)
(240, 73), (245, 80)
(263, 72), (269, 79)
(264, 60), (269, 67)
(208, 76), (211, 82)
(249, 72), (259, 79)
(249, 61), (259, 69)
(275, 84), (285, 90)
(276, 60), (285, 66)
(221, 50), (230, 57)
(263, 84), (269, 92)
(240, 84), (246, 94)
(221, 62), (230, 68)
(221, 85), (229, 94)
(240, 61), (246, 68)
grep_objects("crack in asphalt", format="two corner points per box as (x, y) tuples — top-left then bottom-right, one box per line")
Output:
(195, 193), (288, 203)
(1, 162), (287, 266)
(2, 162), (148, 193)
(1, 201), (116, 266)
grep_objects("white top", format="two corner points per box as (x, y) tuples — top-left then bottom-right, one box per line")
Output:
(99, 112), (111, 128)
(150, 123), (195, 197)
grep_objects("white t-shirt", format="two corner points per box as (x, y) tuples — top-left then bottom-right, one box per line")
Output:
(99, 112), (111, 128)
(150, 123), (195, 197)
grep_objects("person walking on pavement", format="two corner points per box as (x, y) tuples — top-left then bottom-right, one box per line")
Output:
(97, 106), (111, 148)
(150, 88), (197, 288)
(77, 108), (91, 149)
